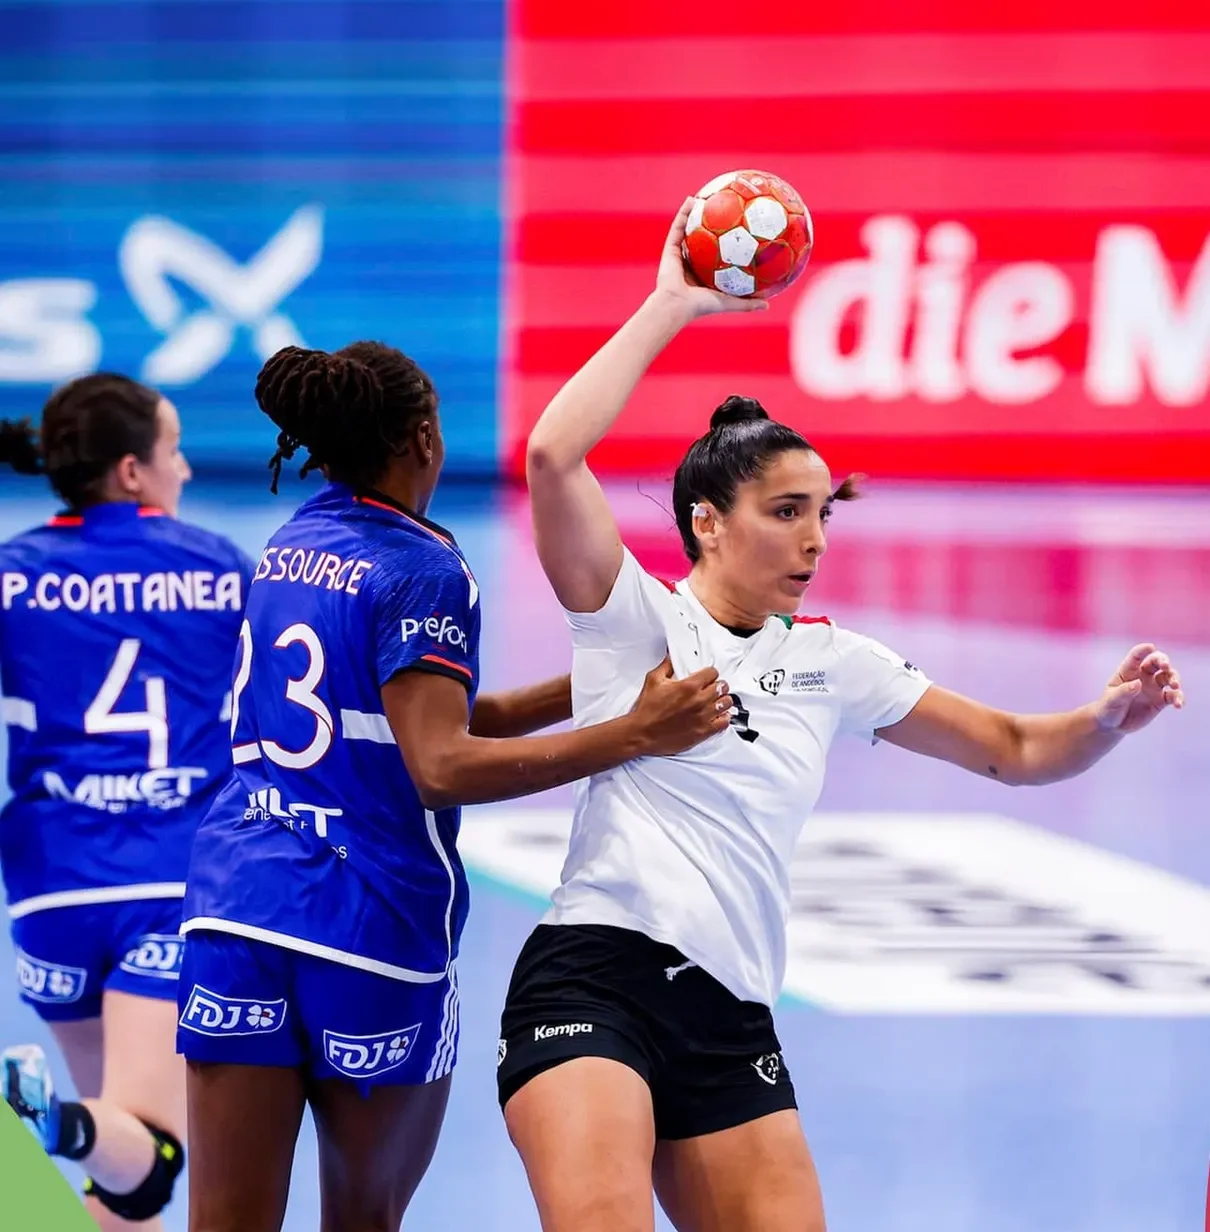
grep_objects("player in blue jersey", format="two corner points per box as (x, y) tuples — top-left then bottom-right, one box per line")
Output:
(178, 342), (731, 1232)
(0, 374), (253, 1230)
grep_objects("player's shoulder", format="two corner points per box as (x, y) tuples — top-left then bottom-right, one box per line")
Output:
(777, 611), (836, 648)
(0, 521), (69, 568)
(783, 617), (896, 660)
(821, 622), (924, 685)
(625, 547), (685, 602)
(149, 515), (248, 571)
(366, 527), (469, 596)
(296, 488), (462, 560)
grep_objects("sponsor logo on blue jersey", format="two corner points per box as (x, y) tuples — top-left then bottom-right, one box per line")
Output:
(400, 614), (467, 651)
(15, 951), (87, 1004)
(119, 934), (184, 980)
(322, 1025), (421, 1078)
(178, 985), (286, 1036)
(43, 767), (208, 813)
(243, 788), (349, 859)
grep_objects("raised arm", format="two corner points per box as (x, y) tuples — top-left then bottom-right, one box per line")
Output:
(877, 644), (1184, 785)
(526, 198), (767, 613)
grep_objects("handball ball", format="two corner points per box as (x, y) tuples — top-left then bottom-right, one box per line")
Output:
(682, 170), (813, 299)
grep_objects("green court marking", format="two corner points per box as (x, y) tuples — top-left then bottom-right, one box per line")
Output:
(466, 865), (552, 914)
(0, 1102), (93, 1232)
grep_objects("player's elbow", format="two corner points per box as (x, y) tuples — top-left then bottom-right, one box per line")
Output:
(525, 439), (555, 481)
(403, 743), (462, 810)
(990, 713), (1031, 786)
(413, 775), (458, 811)
(525, 430), (578, 480)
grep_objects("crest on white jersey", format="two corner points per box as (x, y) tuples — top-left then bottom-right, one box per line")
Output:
(759, 669), (785, 695)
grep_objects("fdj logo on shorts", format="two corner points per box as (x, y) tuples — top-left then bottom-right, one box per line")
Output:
(400, 615), (467, 651)
(119, 935), (184, 980)
(323, 1025), (421, 1078)
(16, 951), (86, 1004)
(178, 985), (286, 1037)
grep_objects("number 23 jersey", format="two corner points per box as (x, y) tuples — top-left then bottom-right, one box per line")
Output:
(182, 483), (481, 983)
(548, 547), (932, 1009)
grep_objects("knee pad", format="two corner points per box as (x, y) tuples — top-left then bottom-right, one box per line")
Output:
(84, 1123), (184, 1222)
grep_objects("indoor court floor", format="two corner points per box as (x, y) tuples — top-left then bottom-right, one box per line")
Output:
(1, 473), (1206, 1232)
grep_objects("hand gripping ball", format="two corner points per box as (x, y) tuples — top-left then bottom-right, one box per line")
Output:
(681, 170), (813, 299)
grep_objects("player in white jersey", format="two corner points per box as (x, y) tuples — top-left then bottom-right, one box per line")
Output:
(494, 199), (1187, 1232)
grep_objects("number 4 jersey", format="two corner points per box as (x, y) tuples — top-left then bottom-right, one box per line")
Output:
(0, 502), (253, 917)
(181, 483), (481, 983)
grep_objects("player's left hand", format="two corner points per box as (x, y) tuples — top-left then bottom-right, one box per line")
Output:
(1093, 644), (1185, 734)
(654, 198), (770, 319)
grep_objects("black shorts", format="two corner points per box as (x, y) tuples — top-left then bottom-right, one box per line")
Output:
(496, 923), (796, 1140)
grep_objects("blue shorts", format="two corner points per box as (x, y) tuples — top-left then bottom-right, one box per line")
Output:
(175, 930), (460, 1090)
(10, 897), (185, 1022)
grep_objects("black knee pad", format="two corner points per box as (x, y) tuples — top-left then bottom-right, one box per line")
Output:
(84, 1123), (184, 1222)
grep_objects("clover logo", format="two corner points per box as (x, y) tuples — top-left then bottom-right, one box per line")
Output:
(246, 1004), (275, 1029)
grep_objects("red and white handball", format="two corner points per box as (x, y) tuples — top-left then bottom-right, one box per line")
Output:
(681, 170), (813, 299)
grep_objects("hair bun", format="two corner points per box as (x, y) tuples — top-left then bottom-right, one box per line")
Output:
(321, 352), (366, 379)
(284, 347), (370, 387)
(709, 395), (768, 431)
(0, 418), (44, 476)
(256, 346), (384, 428)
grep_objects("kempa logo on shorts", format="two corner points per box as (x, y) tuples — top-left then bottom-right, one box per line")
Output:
(533, 1023), (593, 1042)
(497, 1039), (508, 1067)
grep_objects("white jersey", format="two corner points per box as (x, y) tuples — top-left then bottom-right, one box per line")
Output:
(545, 548), (931, 1007)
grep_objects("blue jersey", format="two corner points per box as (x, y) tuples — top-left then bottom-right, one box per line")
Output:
(182, 483), (481, 984)
(0, 503), (253, 915)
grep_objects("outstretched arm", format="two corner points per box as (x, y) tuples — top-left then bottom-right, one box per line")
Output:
(877, 644), (1184, 785)
(526, 198), (766, 614)
(469, 675), (571, 738)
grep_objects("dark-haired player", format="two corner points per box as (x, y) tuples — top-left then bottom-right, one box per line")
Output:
(0, 376), (253, 1230)
(177, 341), (731, 1232)
(495, 200), (1188, 1232)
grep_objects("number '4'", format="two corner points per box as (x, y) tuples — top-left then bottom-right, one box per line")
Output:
(84, 639), (169, 768)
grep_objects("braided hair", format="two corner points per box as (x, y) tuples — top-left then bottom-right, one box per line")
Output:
(255, 343), (439, 494)
(0, 373), (161, 510)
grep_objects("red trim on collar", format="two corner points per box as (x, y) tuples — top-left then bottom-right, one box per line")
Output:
(353, 496), (453, 547)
